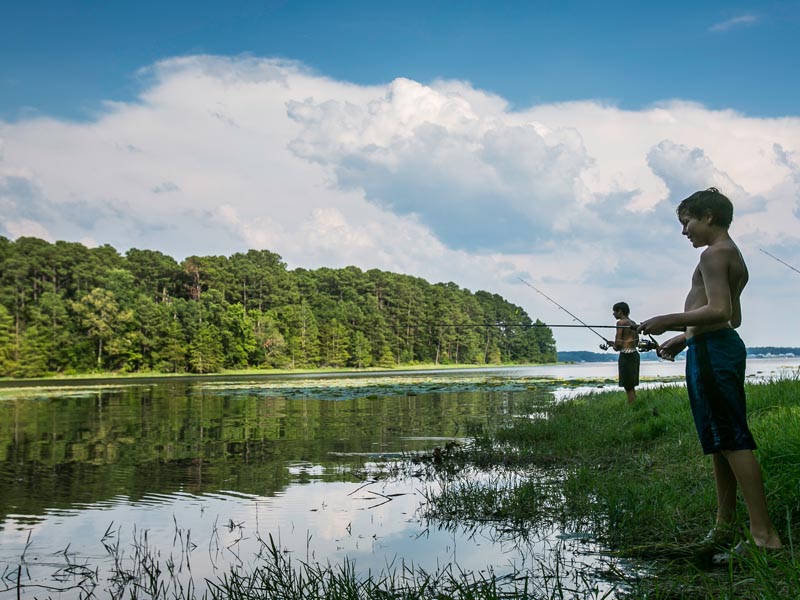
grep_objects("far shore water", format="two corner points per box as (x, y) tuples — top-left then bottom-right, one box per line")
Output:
(2, 356), (798, 391)
(0, 361), (620, 389)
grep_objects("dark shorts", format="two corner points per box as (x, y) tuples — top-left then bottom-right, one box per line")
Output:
(686, 328), (757, 455)
(618, 352), (640, 390)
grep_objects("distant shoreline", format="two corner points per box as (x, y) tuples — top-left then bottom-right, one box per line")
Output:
(1, 355), (798, 390)
(557, 347), (800, 363)
(0, 363), (552, 389)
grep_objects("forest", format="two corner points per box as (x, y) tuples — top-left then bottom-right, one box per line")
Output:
(0, 236), (556, 377)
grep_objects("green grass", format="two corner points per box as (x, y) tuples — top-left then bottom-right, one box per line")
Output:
(418, 376), (800, 598)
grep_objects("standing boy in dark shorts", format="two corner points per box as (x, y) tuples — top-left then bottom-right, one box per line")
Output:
(638, 187), (781, 555)
(604, 302), (640, 404)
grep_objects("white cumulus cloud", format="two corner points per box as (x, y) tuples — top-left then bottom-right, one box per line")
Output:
(1, 55), (799, 350)
(287, 77), (592, 251)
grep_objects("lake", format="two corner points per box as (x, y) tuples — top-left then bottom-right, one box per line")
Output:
(1, 358), (798, 598)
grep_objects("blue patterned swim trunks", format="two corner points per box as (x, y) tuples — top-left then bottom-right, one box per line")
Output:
(685, 328), (757, 455)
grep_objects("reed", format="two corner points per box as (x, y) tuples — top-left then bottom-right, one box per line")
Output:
(8, 526), (622, 599)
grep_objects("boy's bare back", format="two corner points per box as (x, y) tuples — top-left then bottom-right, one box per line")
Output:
(615, 316), (638, 350)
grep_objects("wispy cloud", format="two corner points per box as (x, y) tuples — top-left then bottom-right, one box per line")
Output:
(709, 14), (759, 32)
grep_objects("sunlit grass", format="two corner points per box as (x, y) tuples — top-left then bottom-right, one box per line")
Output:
(418, 375), (800, 598)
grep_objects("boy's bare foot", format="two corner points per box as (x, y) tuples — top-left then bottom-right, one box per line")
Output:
(711, 539), (782, 565)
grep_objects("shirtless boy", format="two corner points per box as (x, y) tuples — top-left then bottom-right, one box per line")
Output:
(637, 187), (782, 554)
(605, 302), (639, 405)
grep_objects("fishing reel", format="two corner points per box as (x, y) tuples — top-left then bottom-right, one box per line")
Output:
(600, 339), (658, 352)
(637, 338), (659, 353)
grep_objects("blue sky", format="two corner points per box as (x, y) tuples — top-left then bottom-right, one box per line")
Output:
(2, 1), (799, 351)
(3, 1), (799, 120)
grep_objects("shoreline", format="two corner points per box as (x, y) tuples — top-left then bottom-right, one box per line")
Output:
(2, 356), (798, 390)
(0, 362), (562, 389)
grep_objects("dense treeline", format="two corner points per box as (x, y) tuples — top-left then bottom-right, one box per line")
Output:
(0, 237), (556, 377)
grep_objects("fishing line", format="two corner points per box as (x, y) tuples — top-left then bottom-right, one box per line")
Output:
(397, 276), (665, 355)
(760, 248), (800, 276)
(515, 276), (664, 356)
(516, 277), (611, 342)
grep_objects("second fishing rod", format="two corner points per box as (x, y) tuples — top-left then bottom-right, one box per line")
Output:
(516, 276), (663, 355)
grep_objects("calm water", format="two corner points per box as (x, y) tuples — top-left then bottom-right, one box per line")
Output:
(1, 358), (798, 598)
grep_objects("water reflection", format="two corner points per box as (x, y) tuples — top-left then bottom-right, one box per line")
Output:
(0, 378), (554, 597)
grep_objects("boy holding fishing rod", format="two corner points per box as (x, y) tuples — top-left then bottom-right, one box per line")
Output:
(637, 187), (782, 557)
(600, 302), (640, 405)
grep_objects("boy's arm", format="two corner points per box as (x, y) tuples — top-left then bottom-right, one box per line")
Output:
(730, 293), (743, 328)
(638, 248), (733, 335)
(613, 319), (624, 350)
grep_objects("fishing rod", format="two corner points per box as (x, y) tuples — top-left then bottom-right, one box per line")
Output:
(395, 278), (664, 354)
(516, 277), (610, 343)
(760, 248), (800, 276)
(395, 323), (661, 353)
(396, 323), (659, 354)
(516, 276), (663, 355)
(400, 322), (634, 329)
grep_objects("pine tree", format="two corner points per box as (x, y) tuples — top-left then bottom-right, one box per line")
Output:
(189, 323), (224, 373)
(157, 319), (187, 373)
(0, 305), (17, 376)
(350, 330), (372, 368)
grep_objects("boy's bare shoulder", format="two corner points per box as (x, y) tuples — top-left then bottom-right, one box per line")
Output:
(699, 240), (748, 288)
(700, 240), (743, 264)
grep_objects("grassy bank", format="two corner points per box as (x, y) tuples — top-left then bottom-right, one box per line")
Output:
(423, 375), (800, 598)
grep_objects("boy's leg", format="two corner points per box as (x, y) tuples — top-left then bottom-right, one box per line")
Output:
(711, 453), (737, 525)
(625, 388), (636, 404)
(720, 449), (782, 549)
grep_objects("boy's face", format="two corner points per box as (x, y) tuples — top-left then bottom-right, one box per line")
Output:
(678, 210), (712, 248)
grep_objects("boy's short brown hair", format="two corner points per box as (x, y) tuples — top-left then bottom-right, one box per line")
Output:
(613, 302), (630, 316)
(677, 187), (734, 228)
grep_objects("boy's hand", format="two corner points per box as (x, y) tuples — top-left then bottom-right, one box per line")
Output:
(599, 339), (613, 350)
(637, 315), (671, 336)
(656, 334), (687, 361)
